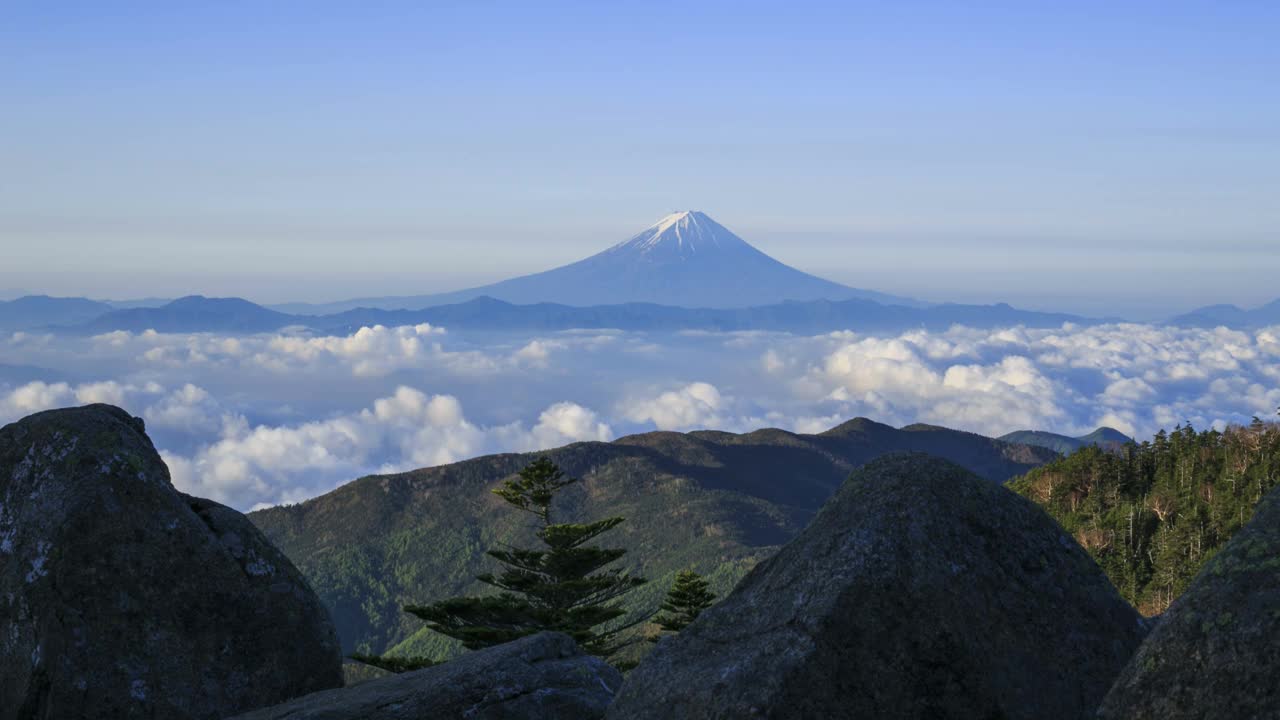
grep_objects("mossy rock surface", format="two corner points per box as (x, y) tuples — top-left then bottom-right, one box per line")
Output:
(609, 453), (1146, 720)
(0, 404), (343, 720)
(1098, 483), (1280, 719)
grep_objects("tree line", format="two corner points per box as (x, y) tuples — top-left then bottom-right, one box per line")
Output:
(1008, 417), (1280, 615)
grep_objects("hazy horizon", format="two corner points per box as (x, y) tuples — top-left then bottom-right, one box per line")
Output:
(1, 209), (1275, 320)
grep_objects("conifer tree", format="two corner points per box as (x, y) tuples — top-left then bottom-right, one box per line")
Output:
(651, 569), (716, 638)
(400, 457), (647, 657)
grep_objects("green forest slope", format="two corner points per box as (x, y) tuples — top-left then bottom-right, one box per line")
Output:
(249, 418), (1056, 662)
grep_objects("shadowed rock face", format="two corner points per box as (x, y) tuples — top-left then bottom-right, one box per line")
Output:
(1098, 482), (1280, 719)
(608, 453), (1147, 720)
(0, 404), (342, 720)
(226, 632), (621, 720)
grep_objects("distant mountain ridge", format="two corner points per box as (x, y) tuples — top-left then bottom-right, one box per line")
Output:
(1169, 298), (1280, 328)
(248, 416), (1059, 661)
(23, 291), (1280, 333)
(0, 295), (114, 331)
(999, 427), (1133, 455)
(332, 296), (1096, 334)
(271, 211), (924, 313)
(71, 296), (300, 334)
(48, 293), (1100, 335)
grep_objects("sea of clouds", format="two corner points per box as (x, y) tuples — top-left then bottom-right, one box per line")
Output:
(2, 321), (1277, 511)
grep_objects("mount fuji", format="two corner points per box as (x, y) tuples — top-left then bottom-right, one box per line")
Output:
(277, 211), (922, 313)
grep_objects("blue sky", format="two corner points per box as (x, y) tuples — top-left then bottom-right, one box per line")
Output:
(2, 1), (1277, 317)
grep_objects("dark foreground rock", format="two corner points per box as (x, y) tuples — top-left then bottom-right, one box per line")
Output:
(609, 453), (1146, 720)
(1097, 482), (1280, 719)
(227, 632), (621, 720)
(0, 405), (342, 720)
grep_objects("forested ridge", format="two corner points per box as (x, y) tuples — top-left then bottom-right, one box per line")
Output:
(250, 419), (1055, 662)
(1009, 418), (1280, 615)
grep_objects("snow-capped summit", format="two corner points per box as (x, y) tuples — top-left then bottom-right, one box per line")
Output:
(293, 211), (922, 311)
(606, 210), (745, 258)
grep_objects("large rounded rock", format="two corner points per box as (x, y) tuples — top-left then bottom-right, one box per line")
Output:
(0, 405), (343, 720)
(227, 632), (621, 720)
(1097, 483), (1280, 719)
(609, 453), (1146, 720)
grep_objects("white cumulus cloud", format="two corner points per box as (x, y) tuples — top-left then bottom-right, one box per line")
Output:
(159, 386), (615, 509)
(6, 320), (1280, 511)
(622, 382), (725, 431)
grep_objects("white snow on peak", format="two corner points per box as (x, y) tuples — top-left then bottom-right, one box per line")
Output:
(607, 210), (746, 257)
(648, 210), (697, 236)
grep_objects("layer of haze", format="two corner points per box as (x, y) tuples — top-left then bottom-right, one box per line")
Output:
(3, 1), (1278, 318)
